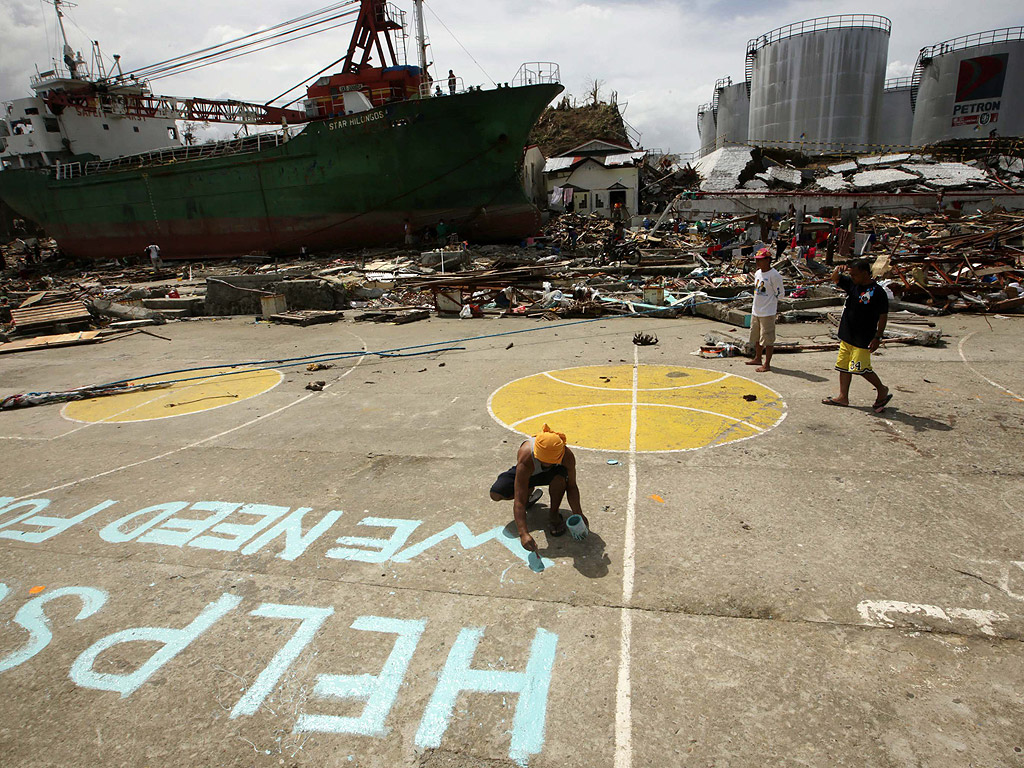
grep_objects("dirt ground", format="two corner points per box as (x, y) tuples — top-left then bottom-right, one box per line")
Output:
(1, 311), (1022, 767)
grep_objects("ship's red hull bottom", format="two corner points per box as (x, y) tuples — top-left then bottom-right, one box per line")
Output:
(52, 205), (543, 260)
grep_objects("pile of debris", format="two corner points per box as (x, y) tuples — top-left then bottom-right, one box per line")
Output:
(3, 201), (1022, 358)
(661, 144), (1024, 197)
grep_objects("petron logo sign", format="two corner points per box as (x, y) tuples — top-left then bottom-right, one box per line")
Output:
(951, 53), (1008, 128)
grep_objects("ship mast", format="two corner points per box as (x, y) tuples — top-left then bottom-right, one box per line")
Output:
(413, 0), (429, 78)
(53, 0), (83, 78)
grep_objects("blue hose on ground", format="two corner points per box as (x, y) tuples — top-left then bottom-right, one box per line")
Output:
(1, 296), (743, 409)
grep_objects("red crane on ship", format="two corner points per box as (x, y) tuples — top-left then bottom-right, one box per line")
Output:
(40, 0), (423, 126)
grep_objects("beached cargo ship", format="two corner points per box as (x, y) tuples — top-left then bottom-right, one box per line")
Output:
(0, 1), (562, 258)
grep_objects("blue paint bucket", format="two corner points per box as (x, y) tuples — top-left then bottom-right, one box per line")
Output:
(566, 514), (588, 540)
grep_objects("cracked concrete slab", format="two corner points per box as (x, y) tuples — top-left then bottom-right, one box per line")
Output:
(827, 161), (858, 175)
(815, 174), (852, 192)
(859, 153), (913, 168)
(694, 146), (755, 192)
(850, 168), (921, 191)
(766, 166), (803, 188)
(903, 162), (990, 189)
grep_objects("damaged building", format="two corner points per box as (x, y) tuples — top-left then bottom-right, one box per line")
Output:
(544, 140), (647, 219)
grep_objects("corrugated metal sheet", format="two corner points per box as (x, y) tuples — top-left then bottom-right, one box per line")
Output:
(603, 151), (646, 167)
(543, 156), (580, 173)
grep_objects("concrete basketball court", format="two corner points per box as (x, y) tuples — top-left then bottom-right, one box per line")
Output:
(1, 311), (1022, 767)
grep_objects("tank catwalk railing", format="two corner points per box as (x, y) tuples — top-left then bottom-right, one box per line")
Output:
(884, 76), (914, 90)
(53, 129), (297, 178)
(919, 27), (1024, 60)
(696, 102), (712, 135)
(911, 27), (1024, 110)
(746, 14), (891, 55)
(512, 63), (561, 88)
(712, 77), (733, 117)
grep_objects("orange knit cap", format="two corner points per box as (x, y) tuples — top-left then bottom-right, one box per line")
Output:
(533, 424), (566, 464)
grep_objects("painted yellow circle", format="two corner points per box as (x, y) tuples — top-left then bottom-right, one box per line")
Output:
(488, 365), (786, 453)
(63, 367), (283, 423)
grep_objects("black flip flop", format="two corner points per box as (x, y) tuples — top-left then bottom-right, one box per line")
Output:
(872, 393), (893, 413)
(548, 514), (567, 537)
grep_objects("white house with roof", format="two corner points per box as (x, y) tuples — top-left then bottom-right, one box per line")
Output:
(542, 139), (647, 219)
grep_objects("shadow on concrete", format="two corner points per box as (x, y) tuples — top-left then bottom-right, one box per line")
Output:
(764, 366), (830, 382)
(847, 405), (953, 432)
(504, 513), (612, 579)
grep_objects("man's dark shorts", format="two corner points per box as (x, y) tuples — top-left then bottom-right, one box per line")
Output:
(490, 465), (568, 499)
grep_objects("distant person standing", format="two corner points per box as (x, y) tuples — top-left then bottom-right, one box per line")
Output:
(404, 218), (413, 247)
(822, 259), (892, 413)
(436, 218), (448, 246)
(146, 243), (162, 273)
(745, 248), (784, 373)
(448, 69), (457, 95)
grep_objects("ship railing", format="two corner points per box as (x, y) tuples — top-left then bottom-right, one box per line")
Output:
(54, 161), (82, 180)
(415, 76), (468, 99)
(74, 129), (290, 177)
(512, 63), (561, 88)
(918, 26), (1024, 59)
(30, 66), (74, 87)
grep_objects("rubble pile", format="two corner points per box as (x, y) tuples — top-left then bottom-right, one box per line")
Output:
(2, 200), (1022, 356)
(644, 145), (1024, 202)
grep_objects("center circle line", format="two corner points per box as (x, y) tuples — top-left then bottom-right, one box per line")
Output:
(510, 401), (767, 433)
(542, 371), (732, 392)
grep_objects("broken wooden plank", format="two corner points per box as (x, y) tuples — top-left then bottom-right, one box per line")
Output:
(0, 331), (102, 354)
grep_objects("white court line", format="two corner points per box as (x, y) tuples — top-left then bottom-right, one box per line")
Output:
(510, 402), (766, 434)
(614, 345), (639, 768)
(958, 332), (1024, 402)
(542, 371), (730, 392)
(10, 336), (368, 502)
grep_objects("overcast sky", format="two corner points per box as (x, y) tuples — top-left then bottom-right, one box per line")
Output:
(2, 0), (1021, 154)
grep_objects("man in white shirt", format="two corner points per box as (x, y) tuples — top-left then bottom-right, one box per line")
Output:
(146, 244), (161, 273)
(746, 248), (785, 373)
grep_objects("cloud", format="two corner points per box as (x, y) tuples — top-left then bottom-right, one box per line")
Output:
(2, 0), (1021, 155)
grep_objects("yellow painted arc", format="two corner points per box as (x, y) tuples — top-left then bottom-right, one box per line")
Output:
(63, 367), (283, 424)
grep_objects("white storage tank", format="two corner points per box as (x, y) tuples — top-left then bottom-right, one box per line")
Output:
(714, 80), (750, 149)
(747, 14), (890, 154)
(911, 28), (1024, 145)
(878, 77), (915, 148)
(697, 102), (717, 157)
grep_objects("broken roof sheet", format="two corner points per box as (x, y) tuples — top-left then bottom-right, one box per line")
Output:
(603, 151), (647, 167)
(543, 156), (580, 173)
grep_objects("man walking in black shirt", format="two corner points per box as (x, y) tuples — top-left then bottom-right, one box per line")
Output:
(822, 259), (892, 413)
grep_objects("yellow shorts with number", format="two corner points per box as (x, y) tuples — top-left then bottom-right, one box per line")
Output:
(835, 340), (872, 375)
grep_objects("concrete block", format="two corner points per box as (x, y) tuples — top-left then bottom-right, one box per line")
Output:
(142, 297), (205, 316)
(815, 174), (851, 192)
(694, 146), (755, 191)
(767, 166), (803, 188)
(902, 162), (988, 189)
(858, 153), (912, 168)
(827, 161), (858, 175)
(997, 156), (1023, 176)
(850, 169), (920, 191)
(204, 276), (346, 315)
(743, 179), (769, 190)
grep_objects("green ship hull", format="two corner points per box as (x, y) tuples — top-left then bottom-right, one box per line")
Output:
(0, 84), (561, 259)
